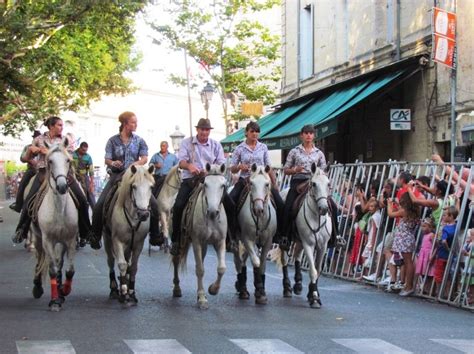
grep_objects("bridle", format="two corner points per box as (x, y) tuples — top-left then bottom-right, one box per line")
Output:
(47, 149), (71, 195)
(123, 181), (151, 253)
(303, 179), (329, 234)
(248, 177), (273, 237)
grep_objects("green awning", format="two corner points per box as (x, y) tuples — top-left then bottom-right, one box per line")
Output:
(221, 98), (314, 152)
(261, 69), (407, 149)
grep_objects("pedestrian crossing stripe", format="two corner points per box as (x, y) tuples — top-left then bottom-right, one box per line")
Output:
(332, 338), (412, 353)
(230, 339), (303, 353)
(430, 339), (474, 353)
(16, 340), (75, 354)
(124, 339), (191, 354)
(14, 337), (473, 353)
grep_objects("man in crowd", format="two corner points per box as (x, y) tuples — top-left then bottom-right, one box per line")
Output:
(72, 141), (96, 208)
(149, 141), (178, 198)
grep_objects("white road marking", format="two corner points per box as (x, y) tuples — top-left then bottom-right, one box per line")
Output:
(430, 339), (474, 353)
(16, 340), (76, 354)
(124, 339), (191, 354)
(230, 338), (303, 353)
(332, 338), (412, 353)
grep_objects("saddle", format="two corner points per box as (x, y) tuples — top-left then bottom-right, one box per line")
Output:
(103, 182), (121, 230)
(180, 182), (204, 248)
(292, 181), (310, 219)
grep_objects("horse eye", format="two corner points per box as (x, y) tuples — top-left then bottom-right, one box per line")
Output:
(132, 185), (137, 190)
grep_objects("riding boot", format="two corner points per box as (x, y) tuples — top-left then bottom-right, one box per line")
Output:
(148, 195), (163, 247)
(327, 197), (340, 248)
(223, 191), (238, 252)
(69, 179), (94, 246)
(12, 208), (32, 243)
(170, 180), (194, 256)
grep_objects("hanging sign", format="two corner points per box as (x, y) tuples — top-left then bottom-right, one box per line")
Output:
(390, 109), (411, 130)
(432, 7), (456, 68)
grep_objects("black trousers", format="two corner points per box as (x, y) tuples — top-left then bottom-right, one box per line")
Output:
(92, 172), (159, 237)
(172, 178), (234, 244)
(152, 175), (166, 198)
(14, 168), (36, 212)
(16, 169), (92, 239)
(281, 178), (308, 238)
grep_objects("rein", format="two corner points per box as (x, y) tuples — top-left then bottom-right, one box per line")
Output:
(249, 191), (272, 237)
(302, 184), (328, 234)
(165, 168), (181, 190)
(123, 184), (150, 254)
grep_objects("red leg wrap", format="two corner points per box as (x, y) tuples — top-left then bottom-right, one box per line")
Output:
(50, 278), (58, 299)
(62, 279), (72, 296)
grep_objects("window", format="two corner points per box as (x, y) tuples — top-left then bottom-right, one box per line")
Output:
(299, 4), (314, 81)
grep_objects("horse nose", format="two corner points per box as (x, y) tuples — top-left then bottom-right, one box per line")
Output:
(56, 184), (67, 195)
(208, 209), (219, 220)
(254, 206), (264, 218)
(138, 210), (150, 221)
(319, 205), (328, 215)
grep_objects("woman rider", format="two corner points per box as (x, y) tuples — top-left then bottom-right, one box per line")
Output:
(279, 124), (339, 249)
(12, 116), (94, 247)
(90, 111), (160, 249)
(229, 121), (284, 242)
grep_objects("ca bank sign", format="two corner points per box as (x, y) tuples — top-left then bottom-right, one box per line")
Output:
(390, 109), (411, 130)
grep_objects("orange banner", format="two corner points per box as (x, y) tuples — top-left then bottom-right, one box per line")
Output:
(433, 7), (456, 40)
(432, 33), (456, 68)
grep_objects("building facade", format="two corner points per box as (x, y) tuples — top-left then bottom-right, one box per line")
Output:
(280, 0), (474, 163)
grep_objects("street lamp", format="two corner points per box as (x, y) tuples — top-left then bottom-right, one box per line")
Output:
(200, 82), (215, 119)
(169, 125), (185, 154)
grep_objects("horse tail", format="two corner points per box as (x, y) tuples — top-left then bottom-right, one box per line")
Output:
(178, 238), (192, 272)
(35, 240), (50, 282)
(268, 244), (284, 271)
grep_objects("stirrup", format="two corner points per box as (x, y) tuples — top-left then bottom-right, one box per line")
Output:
(279, 237), (291, 251)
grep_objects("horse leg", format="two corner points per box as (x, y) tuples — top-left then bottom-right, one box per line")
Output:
(193, 242), (208, 309)
(113, 241), (128, 303)
(301, 241), (320, 308)
(104, 236), (119, 300)
(127, 244), (143, 305)
(254, 242), (271, 305)
(160, 211), (170, 252)
(209, 240), (226, 296)
(60, 237), (76, 298)
(311, 238), (329, 308)
(293, 243), (304, 295)
(172, 254), (182, 297)
(243, 238), (260, 269)
(43, 240), (61, 311)
(32, 234), (44, 298)
(55, 244), (66, 303)
(234, 248), (250, 300)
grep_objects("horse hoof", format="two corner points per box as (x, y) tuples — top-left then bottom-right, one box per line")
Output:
(255, 295), (268, 305)
(173, 287), (182, 298)
(310, 300), (321, 309)
(208, 284), (220, 296)
(48, 299), (62, 311)
(283, 288), (293, 298)
(32, 286), (44, 299)
(198, 301), (209, 310)
(238, 290), (250, 300)
(109, 289), (120, 300)
(293, 282), (303, 295)
(128, 293), (138, 305)
(118, 294), (127, 303)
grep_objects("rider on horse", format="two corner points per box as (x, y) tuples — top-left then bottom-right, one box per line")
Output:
(12, 116), (94, 247)
(279, 124), (340, 250)
(90, 111), (161, 250)
(9, 130), (41, 213)
(170, 118), (235, 256)
(229, 121), (285, 242)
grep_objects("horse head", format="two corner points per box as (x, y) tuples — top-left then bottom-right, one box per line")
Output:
(310, 162), (330, 215)
(128, 165), (155, 221)
(204, 163), (227, 220)
(44, 138), (71, 195)
(249, 164), (271, 218)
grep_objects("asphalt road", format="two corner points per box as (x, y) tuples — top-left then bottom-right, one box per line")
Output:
(0, 201), (472, 354)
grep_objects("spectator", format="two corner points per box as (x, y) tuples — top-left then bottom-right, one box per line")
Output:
(149, 141), (178, 198)
(431, 206), (458, 297)
(361, 198), (381, 278)
(72, 141), (96, 209)
(460, 229), (473, 305)
(414, 217), (436, 294)
(387, 192), (421, 296)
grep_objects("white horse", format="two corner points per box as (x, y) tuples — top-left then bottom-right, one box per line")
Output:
(172, 163), (228, 309)
(274, 163), (332, 308)
(103, 165), (155, 305)
(156, 165), (181, 251)
(31, 140), (79, 311)
(233, 164), (277, 305)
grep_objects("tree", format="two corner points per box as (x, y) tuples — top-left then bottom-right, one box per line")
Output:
(0, 0), (146, 136)
(150, 0), (281, 135)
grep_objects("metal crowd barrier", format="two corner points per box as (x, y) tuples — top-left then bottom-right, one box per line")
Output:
(273, 160), (474, 311)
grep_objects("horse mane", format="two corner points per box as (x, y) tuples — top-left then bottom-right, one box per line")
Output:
(164, 165), (179, 183)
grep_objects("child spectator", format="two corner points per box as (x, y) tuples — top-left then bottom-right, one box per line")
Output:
(361, 198), (381, 277)
(432, 206), (458, 297)
(387, 192), (421, 296)
(414, 217), (436, 294)
(460, 229), (473, 305)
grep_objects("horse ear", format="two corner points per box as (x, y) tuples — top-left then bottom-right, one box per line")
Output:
(251, 163), (257, 173)
(63, 137), (69, 149)
(265, 165), (271, 174)
(206, 163), (211, 172)
(220, 163), (226, 174)
(148, 165), (154, 174)
(131, 165), (137, 174)
(311, 162), (317, 174)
